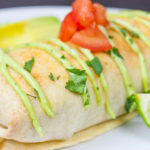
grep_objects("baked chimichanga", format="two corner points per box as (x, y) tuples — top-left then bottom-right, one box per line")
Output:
(0, 0), (150, 149)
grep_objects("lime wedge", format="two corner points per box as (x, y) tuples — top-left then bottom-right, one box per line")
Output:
(136, 94), (150, 127)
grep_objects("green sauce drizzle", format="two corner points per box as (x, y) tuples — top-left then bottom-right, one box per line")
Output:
(108, 17), (150, 49)
(120, 10), (150, 19)
(0, 49), (43, 136)
(110, 23), (149, 93)
(79, 47), (116, 119)
(109, 13), (150, 29)
(99, 25), (137, 113)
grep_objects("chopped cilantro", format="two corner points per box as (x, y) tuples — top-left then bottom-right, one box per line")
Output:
(65, 68), (87, 94)
(89, 57), (103, 76)
(56, 75), (61, 80)
(24, 57), (34, 72)
(125, 94), (136, 113)
(111, 47), (124, 59)
(108, 35), (114, 39)
(49, 72), (55, 81)
(86, 60), (92, 67)
(120, 28), (127, 37)
(34, 88), (40, 98)
(132, 32), (139, 38)
(85, 57), (103, 76)
(60, 55), (66, 59)
(65, 80), (86, 94)
(82, 87), (90, 106)
(129, 38), (134, 44)
(66, 68), (86, 75)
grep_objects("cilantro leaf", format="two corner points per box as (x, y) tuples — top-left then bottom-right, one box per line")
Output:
(108, 35), (114, 39)
(65, 80), (85, 94)
(129, 38), (134, 44)
(49, 72), (55, 81)
(70, 73), (86, 83)
(90, 57), (103, 76)
(66, 68), (90, 107)
(24, 57), (34, 72)
(60, 55), (66, 59)
(125, 94), (136, 113)
(65, 68), (87, 94)
(132, 32), (139, 38)
(112, 47), (124, 59)
(120, 28), (127, 37)
(86, 60), (92, 67)
(66, 68), (86, 75)
(82, 87), (90, 106)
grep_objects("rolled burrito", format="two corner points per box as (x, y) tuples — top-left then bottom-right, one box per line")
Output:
(0, 0), (150, 149)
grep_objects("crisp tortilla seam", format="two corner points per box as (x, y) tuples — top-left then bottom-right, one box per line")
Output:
(0, 112), (138, 150)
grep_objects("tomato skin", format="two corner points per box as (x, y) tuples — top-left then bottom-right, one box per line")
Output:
(72, 0), (95, 29)
(93, 3), (109, 27)
(59, 12), (77, 42)
(70, 24), (112, 52)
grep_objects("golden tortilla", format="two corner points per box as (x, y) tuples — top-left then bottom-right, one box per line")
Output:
(0, 112), (138, 150)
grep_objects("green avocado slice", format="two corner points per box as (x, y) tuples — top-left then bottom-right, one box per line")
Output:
(0, 16), (60, 48)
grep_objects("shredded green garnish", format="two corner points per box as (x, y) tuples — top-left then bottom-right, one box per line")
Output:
(88, 57), (103, 76)
(120, 28), (127, 37)
(125, 94), (137, 113)
(49, 72), (55, 81)
(85, 60), (91, 66)
(60, 55), (66, 59)
(65, 68), (87, 94)
(108, 35), (114, 39)
(24, 57), (34, 72)
(132, 32), (140, 38)
(110, 47), (124, 59)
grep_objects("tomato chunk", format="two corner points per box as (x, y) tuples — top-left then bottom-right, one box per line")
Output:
(72, 0), (95, 29)
(59, 12), (77, 42)
(93, 3), (109, 27)
(70, 24), (112, 52)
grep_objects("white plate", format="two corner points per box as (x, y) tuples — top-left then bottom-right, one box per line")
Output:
(0, 6), (150, 150)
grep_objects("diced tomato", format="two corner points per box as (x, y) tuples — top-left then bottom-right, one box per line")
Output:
(93, 3), (109, 27)
(72, 0), (95, 29)
(59, 12), (77, 42)
(70, 24), (112, 52)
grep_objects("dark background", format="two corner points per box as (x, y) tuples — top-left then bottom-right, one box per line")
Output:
(0, 0), (150, 11)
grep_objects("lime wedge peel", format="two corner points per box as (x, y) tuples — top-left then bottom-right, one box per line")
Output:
(136, 93), (150, 128)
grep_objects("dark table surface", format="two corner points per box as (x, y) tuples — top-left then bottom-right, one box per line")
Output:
(0, 0), (150, 11)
